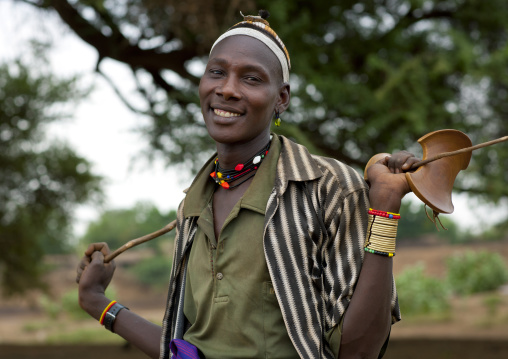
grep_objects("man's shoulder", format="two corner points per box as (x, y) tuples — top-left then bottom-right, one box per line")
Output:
(278, 135), (368, 193)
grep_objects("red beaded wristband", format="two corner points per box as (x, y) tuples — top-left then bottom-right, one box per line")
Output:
(368, 208), (401, 219)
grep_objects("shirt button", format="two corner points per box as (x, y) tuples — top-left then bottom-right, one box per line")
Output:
(216, 272), (224, 280)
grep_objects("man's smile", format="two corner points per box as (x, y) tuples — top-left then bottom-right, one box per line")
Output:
(213, 108), (242, 118)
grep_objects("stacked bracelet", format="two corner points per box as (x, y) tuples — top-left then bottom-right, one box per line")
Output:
(364, 209), (400, 257)
(99, 300), (129, 333)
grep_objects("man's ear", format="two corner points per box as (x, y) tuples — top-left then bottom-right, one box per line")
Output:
(277, 83), (291, 114)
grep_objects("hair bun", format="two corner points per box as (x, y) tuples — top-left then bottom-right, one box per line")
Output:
(258, 10), (270, 19)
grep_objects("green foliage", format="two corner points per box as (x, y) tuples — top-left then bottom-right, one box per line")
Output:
(396, 263), (451, 316)
(22, 320), (52, 333)
(24, 0), (508, 205)
(80, 201), (177, 252)
(39, 294), (61, 320)
(446, 250), (508, 295)
(483, 294), (503, 317)
(129, 255), (172, 289)
(0, 43), (103, 296)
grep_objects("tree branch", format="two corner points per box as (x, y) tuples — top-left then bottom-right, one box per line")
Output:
(95, 67), (151, 116)
(25, 0), (199, 81)
(381, 7), (455, 41)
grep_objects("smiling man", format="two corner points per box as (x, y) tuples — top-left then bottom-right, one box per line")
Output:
(76, 10), (419, 359)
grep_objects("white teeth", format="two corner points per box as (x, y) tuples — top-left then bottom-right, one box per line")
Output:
(214, 109), (241, 118)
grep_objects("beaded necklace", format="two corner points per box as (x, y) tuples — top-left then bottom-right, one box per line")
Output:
(210, 140), (271, 189)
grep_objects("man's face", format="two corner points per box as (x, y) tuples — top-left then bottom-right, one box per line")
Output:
(199, 35), (285, 145)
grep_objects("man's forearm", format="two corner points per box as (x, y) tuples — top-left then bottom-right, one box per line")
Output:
(80, 293), (162, 359)
(338, 253), (393, 358)
(113, 307), (162, 359)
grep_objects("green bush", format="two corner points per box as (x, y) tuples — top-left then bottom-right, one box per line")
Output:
(129, 255), (172, 289)
(446, 250), (508, 295)
(396, 263), (451, 317)
(39, 294), (61, 320)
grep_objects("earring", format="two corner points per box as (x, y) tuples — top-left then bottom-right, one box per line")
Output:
(274, 110), (281, 127)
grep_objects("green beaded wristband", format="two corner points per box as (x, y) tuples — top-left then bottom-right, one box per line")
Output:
(364, 247), (395, 257)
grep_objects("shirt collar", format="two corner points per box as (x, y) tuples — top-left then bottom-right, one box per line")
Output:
(274, 135), (324, 194)
(239, 134), (281, 215)
(183, 155), (216, 218)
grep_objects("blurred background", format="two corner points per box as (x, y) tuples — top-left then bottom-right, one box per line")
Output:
(1, 1), (508, 358)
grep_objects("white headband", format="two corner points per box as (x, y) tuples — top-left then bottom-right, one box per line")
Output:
(210, 27), (290, 83)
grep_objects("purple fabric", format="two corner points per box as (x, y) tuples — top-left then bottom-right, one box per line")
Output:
(169, 339), (201, 359)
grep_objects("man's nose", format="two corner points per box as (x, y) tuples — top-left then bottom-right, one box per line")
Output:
(217, 76), (241, 100)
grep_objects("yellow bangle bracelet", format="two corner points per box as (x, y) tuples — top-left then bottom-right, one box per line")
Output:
(369, 217), (399, 226)
(99, 300), (117, 325)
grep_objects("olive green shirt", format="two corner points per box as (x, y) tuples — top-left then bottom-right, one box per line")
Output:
(183, 135), (301, 358)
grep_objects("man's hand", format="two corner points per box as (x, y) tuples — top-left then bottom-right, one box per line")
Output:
(366, 151), (420, 212)
(76, 242), (116, 318)
(385, 150), (420, 174)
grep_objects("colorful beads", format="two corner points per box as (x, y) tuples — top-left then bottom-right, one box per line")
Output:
(364, 248), (395, 257)
(368, 208), (401, 219)
(211, 140), (271, 190)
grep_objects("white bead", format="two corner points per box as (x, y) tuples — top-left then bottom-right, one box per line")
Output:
(253, 155), (261, 164)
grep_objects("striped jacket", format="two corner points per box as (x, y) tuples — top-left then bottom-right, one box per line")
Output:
(160, 135), (400, 358)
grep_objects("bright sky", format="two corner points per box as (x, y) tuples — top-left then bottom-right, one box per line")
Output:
(1, 1), (506, 238)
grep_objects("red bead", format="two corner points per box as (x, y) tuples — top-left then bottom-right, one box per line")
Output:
(221, 182), (230, 189)
(210, 172), (216, 178)
(235, 163), (244, 171)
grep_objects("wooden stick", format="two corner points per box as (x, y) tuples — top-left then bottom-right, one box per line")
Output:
(105, 135), (508, 262)
(410, 136), (508, 170)
(104, 219), (177, 263)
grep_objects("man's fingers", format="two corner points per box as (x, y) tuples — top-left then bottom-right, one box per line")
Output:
(76, 255), (91, 284)
(76, 246), (108, 284)
(76, 270), (85, 284)
(80, 256), (91, 268)
(91, 250), (105, 263)
(84, 242), (111, 256)
(402, 157), (421, 171)
(386, 151), (419, 173)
